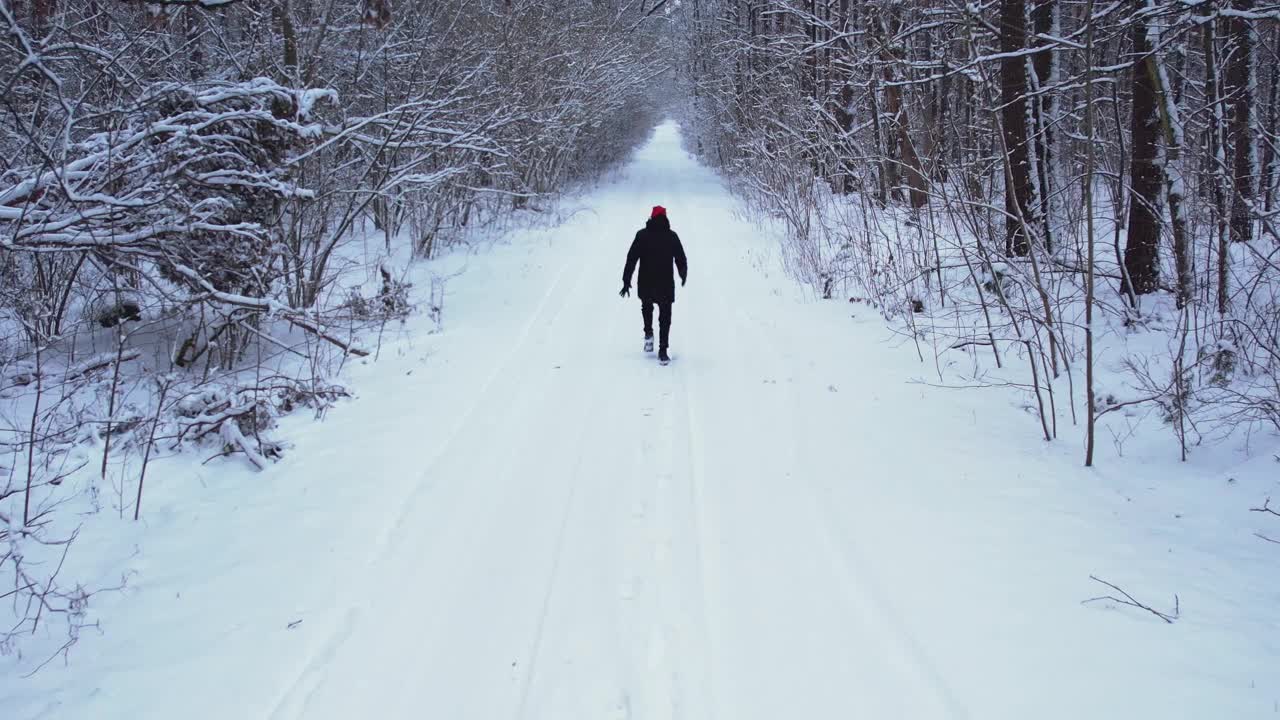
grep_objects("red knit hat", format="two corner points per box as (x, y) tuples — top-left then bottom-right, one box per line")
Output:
(651, 205), (666, 218)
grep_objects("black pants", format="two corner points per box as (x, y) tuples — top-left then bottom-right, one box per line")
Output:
(641, 299), (672, 350)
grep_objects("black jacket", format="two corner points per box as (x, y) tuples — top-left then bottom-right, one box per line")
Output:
(622, 215), (688, 303)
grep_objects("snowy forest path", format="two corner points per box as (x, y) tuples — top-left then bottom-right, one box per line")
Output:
(249, 122), (1280, 720)
(14, 119), (1275, 720)
(259, 122), (968, 720)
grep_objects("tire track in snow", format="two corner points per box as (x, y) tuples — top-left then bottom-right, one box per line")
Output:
(646, 378), (718, 720)
(262, 608), (360, 720)
(644, 388), (678, 718)
(612, 406), (655, 720)
(611, 365), (688, 720)
(734, 282), (970, 719)
(268, 244), (598, 720)
(368, 252), (584, 561)
(509, 240), (631, 720)
(513, 443), (586, 720)
(660, 250), (758, 720)
(672, 358), (720, 720)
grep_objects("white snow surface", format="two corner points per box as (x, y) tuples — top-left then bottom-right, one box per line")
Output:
(6, 121), (1280, 718)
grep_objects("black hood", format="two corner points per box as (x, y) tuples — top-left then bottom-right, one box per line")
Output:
(645, 214), (671, 231)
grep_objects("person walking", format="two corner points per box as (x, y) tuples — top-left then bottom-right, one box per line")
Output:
(620, 205), (688, 365)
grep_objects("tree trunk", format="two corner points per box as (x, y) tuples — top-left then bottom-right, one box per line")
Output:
(1083, 0), (1098, 467)
(834, 0), (856, 193)
(275, 0), (298, 78)
(1030, 0), (1055, 252)
(880, 11), (926, 207)
(805, 0), (818, 101)
(1226, 0), (1255, 245)
(1203, 6), (1231, 314)
(1123, 6), (1161, 296)
(901, 119), (929, 208)
(868, 68), (889, 204)
(869, 14), (897, 203)
(32, 0), (55, 32)
(1262, 23), (1280, 213)
(1000, 0), (1034, 256)
(1143, 2), (1191, 308)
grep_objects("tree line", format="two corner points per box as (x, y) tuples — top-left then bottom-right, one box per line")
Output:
(1, 0), (665, 357)
(0, 0), (666, 663)
(674, 0), (1280, 463)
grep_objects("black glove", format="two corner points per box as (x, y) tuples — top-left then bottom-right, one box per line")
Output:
(619, 285), (630, 298)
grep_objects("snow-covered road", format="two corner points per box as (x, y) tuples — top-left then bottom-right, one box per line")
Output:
(12, 122), (1278, 719)
(267, 124), (966, 720)
(255, 123), (1275, 719)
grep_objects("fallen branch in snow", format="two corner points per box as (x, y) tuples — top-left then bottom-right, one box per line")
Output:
(1253, 498), (1280, 545)
(180, 401), (258, 442)
(1251, 497), (1280, 518)
(282, 315), (369, 357)
(219, 421), (268, 470)
(65, 350), (142, 381)
(1082, 575), (1179, 624)
(170, 383), (307, 470)
(949, 338), (993, 350)
(1092, 389), (1167, 420)
(183, 403), (270, 470)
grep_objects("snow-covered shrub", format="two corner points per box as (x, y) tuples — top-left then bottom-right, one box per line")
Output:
(4, 79), (324, 300)
(342, 264), (413, 322)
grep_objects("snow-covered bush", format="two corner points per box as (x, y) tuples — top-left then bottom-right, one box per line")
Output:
(5, 79), (323, 298)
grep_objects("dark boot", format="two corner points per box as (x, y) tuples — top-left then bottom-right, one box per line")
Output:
(644, 335), (654, 353)
(658, 347), (670, 364)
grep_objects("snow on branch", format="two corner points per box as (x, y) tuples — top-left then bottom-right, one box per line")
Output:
(116, 0), (246, 5)
(2, 79), (328, 261)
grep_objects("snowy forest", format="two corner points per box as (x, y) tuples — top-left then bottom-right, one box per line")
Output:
(2, 0), (1279, 710)
(1, 0), (667, 671)
(675, 0), (1280, 463)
